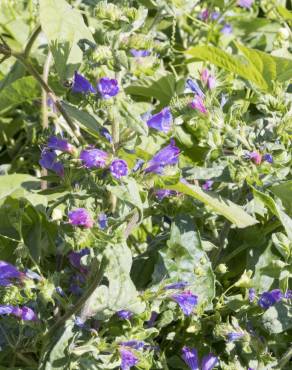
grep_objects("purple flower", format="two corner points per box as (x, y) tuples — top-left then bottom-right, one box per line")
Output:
(146, 107), (172, 133)
(130, 49), (151, 57)
(120, 340), (145, 350)
(25, 269), (41, 281)
(119, 348), (139, 370)
(80, 148), (108, 169)
(220, 94), (228, 107)
(69, 274), (86, 296)
(164, 281), (189, 290)
(117, 310), (133, 320)
(56, 286), (65, 297)
(227, 332), (245, 342)
(182, 346), (199, 370)
(0, 261), (22, 286)
(98, 213), (107, 230)
(202, 180), (214, 191)
(132, 159), (144, 173)
(249, 288), (256, 302)
(145, 139), (180, 174)
(68, 208), (94, 229)
(100, 127), (113, 143)
(263, 153), (273, 163)
(155, 189), (177, 201)
(258, 289), (283, 309)
(47, 136), (75, 153)
(248, 151), (262, 165)
(208, 76), (216, 90)
(201, 354), (219, 370)
(190, 95), (208, 114)
(72, 71), (96, 94)
(146, 311), (158, 328)
(237, 0), (254, 9)
(0, 305), (37, 321)
(69, 248), (90, 273)
(199, 9), (209, 22)
(211, 11), (220, 20)
(201, 69), (209, 84)
(97, 77), (119, 99)
(39, 150), (64, 176)
(221, 24), (233, 34)
(21, 307), (37, 321)
(285, 290), (292, 299)
(110, 159), (128, 179)
(0, 305), (14, 315)
(75, 316), (86, 328)
(171, 290), (198, 316)
(186, 79), (205, 98)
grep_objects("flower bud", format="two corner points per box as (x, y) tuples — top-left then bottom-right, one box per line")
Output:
(234, 270), (253, 288)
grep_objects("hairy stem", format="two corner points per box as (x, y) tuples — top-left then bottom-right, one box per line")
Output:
(41, 51), (53, 190)
(23, 24), (41, 58)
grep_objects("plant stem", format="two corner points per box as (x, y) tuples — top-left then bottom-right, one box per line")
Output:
(44, 257), (108, 341)
(41, 51), (52, 190)
(23, 24), (41, 59)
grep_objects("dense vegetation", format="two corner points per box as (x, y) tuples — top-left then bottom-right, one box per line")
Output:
(0, 0), (291, 369)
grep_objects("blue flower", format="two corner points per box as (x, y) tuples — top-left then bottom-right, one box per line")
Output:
(258, 289), (283, 309)
(285, 290), (292, 299)
(100, 127), (113, 143)
(201, 354), (219, 370)
(130, 49), (151, 57)
(117, 310), (133, 320)
(119, 340), (145, 350)
(97, 77), (119, 99)
(171, 290), (198, 316)
(47, 136), (74, 153)
(0, 305), (37, 321)
(182, 347), (199, 370)
(186, 79), (205, 98)
(39, 150), (64, 176)
(72, 71), (96, 94)
(146, 107), (172, 133)
(98, 213), (108, 230)
(75, 316), (86, 328)
(145, 139), (180, 174)
(145, 311), (158, 328)
(164, 281), (189, 290)
(132, 159), (145, 173)
(110, 159), (128, 179)
(263, 153), (273, 163)
(221, 24), (233, 34)
(0, 261), (22, 286)
(24, 269), (41, 281)
(119, 348), (139, 370)
(227, 332), (245, 342)
(155, 189), (177, 201)
(248, 288), (256, 302)
(202, 180), (214, 191)
(68, 248), (90, 272)
(80, 148), (108, 169)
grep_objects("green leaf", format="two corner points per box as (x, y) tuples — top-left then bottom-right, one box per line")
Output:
(161, 180), (258, 228)
(252, 187), (292, 240)
(160, 216), (215, 305)
(261, 302), (292, 334)
(0, 61), (26, 92)
(277, 6), (292, 21)
(0, 174), (47, 208)
(61, 102), (102, 138)
(185, 44), (292, 90)
(185, 45), (269, 90)
(21, 204), (42, 263)
(125, 74), (185, 108)
(0, 77), (40, 113)
(39, 0), (95, 80)
(271, 181), (292, 216)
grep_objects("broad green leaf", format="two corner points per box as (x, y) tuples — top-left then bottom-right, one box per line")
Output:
(44, 320), (74, 370)
(261, 302), (292, 334)
(62, 102), (102, 138)
(160, 216), (215, 305)
(80, 243), (145, 320)
(39, 0), (95, 80)
(277, 6), (292, 21)
(125, 74), (185, 108)
(0, 174), (47, 207)
(21, 204), (42, 263)
(252, 187), (292, 240)
(185, 45), (269, 90)
(185, 44), (292, 90)
(0, 61), (26, 92)
(0, 77), (40, 113)
(271, 180), (292, 216)
(161, 180), (258, 228)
